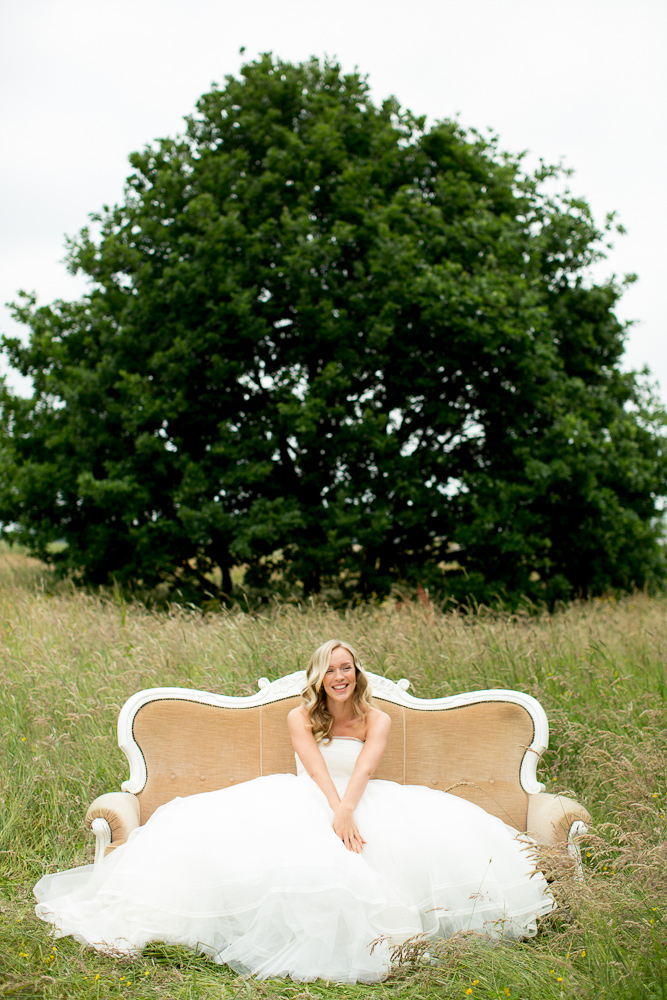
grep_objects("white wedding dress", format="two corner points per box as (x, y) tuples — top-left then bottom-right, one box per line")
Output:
(35, 739), (554, 982)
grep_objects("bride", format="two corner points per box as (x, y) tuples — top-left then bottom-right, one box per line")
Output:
(35, 640), (555, 982)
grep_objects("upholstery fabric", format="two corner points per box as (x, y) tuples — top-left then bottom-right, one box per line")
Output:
(132, 694), (532, 830)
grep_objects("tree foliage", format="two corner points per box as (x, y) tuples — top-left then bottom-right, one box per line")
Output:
(2, 54), (666, 606)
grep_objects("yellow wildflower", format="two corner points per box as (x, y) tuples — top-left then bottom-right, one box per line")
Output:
(581, 950), (586, 957)
(466, 991), (472, 996)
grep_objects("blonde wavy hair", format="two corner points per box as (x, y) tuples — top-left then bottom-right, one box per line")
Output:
(301, 639), (373, 743)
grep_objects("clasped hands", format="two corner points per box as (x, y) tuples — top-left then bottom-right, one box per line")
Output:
(332, 803), (365, 853)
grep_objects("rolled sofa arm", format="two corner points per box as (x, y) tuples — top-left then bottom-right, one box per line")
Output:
(526, 792), (591, 846)
(85, 792), (141, 864)
(527, 791), (591, 875)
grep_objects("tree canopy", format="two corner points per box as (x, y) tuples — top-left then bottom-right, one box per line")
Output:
(2, 54), (666, 606)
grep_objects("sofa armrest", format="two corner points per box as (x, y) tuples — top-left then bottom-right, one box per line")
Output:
(85, 792), (141, 863)
(527, 791), (591, 847)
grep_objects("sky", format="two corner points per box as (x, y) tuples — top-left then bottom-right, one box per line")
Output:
(2, 0), (666, 403)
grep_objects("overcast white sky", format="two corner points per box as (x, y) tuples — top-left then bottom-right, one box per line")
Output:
(2, 0), (665, 403)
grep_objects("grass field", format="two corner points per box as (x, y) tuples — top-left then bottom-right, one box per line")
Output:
(1, 548), (666, 999)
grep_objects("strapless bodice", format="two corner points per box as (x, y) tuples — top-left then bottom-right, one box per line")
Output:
(295, 738), (363, 780)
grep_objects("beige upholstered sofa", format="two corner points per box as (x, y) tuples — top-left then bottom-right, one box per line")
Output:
(86, 671), (591, 865)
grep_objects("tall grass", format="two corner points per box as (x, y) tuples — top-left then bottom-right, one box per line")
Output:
(1, 550), (666, 999)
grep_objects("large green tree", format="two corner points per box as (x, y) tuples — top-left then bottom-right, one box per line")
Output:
(2, 54), (666, 605)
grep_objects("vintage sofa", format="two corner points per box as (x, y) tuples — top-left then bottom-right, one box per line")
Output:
(85, 671), (591, 866)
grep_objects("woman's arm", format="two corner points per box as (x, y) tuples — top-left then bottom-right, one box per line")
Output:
(287, 707), (342, 814)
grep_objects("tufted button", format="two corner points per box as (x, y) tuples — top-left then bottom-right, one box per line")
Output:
(229, 776), (235, 783)
(200, 775), (206, 781)
(170, 773), (176, 780)
(488, 778), (495, 785)
(432, 779), (439, 786)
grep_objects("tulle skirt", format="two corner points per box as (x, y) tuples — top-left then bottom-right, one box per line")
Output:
(35, 771), (554, 982)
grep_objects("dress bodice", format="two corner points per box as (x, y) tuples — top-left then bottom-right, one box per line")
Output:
(295, 738), (364, 781)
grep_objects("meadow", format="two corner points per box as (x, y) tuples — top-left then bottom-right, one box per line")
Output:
(1, 547), (666, 999)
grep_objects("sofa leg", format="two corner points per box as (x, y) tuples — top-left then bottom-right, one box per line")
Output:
(567, 819), (588, 879)
(91, 817), (112, 866)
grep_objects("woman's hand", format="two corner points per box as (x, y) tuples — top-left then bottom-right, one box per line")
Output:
(332, 804), (366, 853)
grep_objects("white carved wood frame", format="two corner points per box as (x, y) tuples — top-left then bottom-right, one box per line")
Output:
(118, 671), (549, 797)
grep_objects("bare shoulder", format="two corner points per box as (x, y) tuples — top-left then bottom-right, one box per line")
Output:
(365, 705), (391, 734)
(287, 704), (309, 730)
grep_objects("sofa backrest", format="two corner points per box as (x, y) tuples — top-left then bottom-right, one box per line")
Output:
(118, 672), (548, 833)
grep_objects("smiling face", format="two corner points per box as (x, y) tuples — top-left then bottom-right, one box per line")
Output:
(321, 645), (357, 706)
